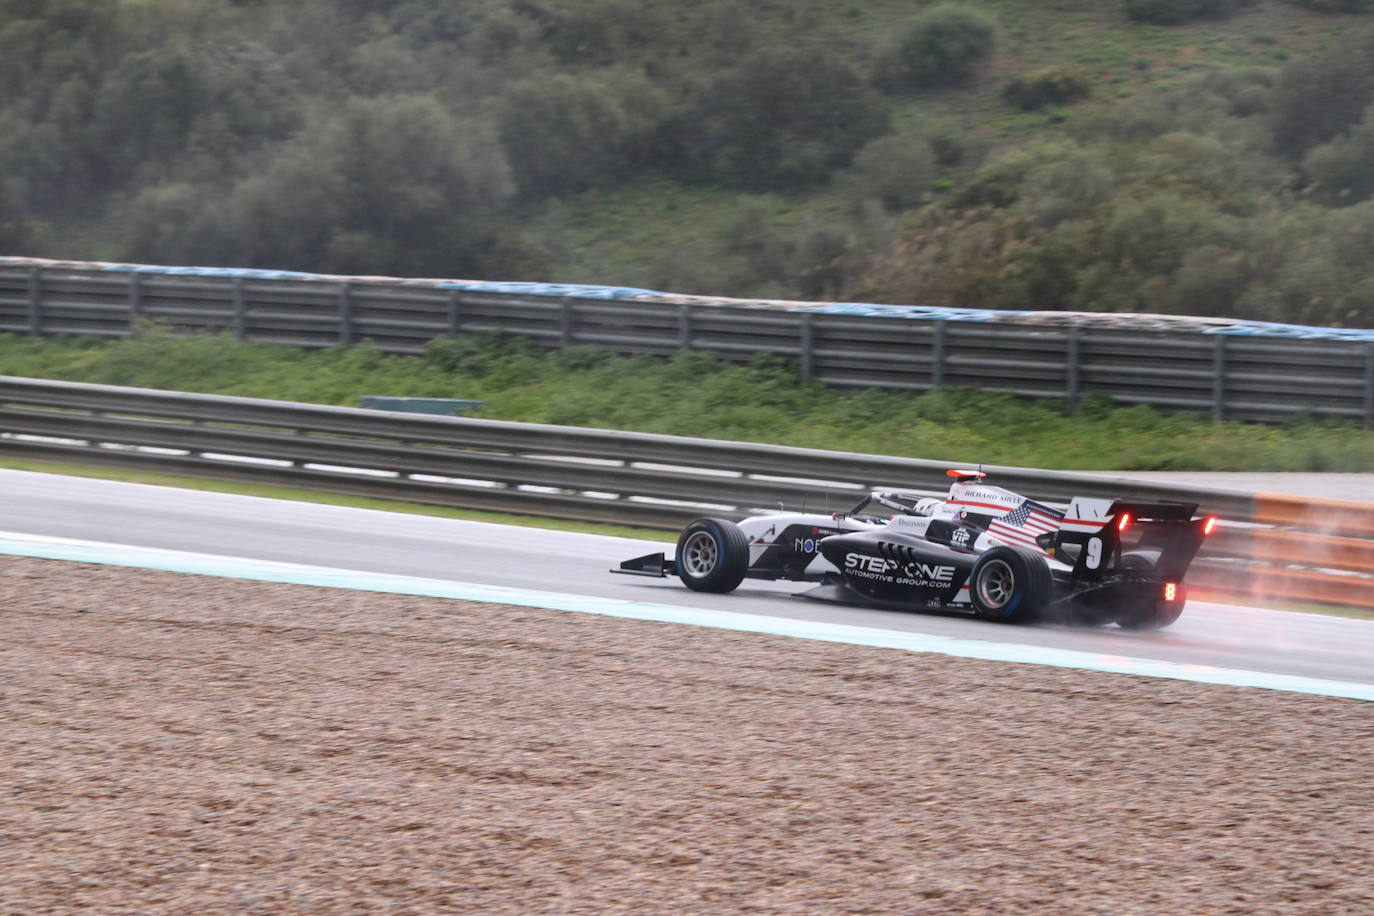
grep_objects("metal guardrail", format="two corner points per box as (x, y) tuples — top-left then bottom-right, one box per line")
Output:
(3, 376), (1373, 608)
(2, 259), (1373, 425)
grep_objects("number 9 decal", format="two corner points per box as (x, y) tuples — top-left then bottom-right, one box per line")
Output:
(1085, 536), (1103, 570)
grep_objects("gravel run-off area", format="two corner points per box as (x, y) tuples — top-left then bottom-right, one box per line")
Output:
(2, 557), (1372, 915)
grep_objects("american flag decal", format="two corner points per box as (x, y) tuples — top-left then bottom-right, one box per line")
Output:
(987, 500), (1064, 553)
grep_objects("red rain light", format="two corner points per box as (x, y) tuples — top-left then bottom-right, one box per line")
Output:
(1163, 582), (1178, 602)
(1203, 516), (1218, 536)
(1117, 513), (1133, 532)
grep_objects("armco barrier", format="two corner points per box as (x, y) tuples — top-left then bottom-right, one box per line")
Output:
(2, 376), (1373, 609)
(3, 257), (1374, 425)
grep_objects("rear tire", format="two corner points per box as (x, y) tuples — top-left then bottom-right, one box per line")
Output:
(1117, 591), (1186, 631)
(1116, 551), (1184, 630)
(969, 545), (1052, 623)
(1120, 549), (1162, 572)
(675, 518), (750, 593)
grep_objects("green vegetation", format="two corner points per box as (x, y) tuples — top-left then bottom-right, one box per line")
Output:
(5, 330), (1373, 472)
(1287, 0), (1374, 11)
(1002, 67), (1093, 111)
(4, 1), (1374, 325)
(878, 4), (1001, 89)
(1125, 0), (1256, 26)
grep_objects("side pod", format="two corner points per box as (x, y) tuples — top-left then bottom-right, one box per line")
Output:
(612, 552), (675, 578)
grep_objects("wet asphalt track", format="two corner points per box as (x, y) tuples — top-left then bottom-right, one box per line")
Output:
(2, 469), (1372, 686)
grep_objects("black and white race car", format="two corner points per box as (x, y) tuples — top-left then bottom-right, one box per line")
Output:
(613, 470), (1216, 630)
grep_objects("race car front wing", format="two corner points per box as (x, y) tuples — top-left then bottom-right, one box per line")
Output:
(614, 552), (675, 578)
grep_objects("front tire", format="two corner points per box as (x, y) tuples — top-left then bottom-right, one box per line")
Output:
(969, 545), (1052, 623)
(675, 518), (750, 593)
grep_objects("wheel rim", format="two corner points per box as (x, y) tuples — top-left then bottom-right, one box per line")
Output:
(975, 559), (1015, 609)
(681, 531), (720, 577)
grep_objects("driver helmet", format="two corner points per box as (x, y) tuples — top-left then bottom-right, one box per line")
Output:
(914, 497), (942, 517)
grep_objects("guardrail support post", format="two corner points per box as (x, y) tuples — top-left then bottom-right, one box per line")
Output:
(932, 320), (946, 388)
(1212, 335), (1227, 421)
(338, 283), (352, 346)
(679, 305), (693, 350)
(800, 313), (814, 382)
(1364, 342), (1374, 430)
(1066, 325), (1081, 415)
(128, 272), (143, 332)
(447, 290), (462, 338)
(232, 277), (247, 340)
(560, 297), (574, 348)
(26, 267), (41, 336)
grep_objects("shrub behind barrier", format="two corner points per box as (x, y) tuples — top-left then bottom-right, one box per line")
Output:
(1002, 67), (1091, 111)
(1125, 0), (1255, 25)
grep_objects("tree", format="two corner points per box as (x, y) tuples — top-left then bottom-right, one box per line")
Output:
(1124, 0), (1254, 25)
(1283, 0), (1374, 11)
(839, 136), (939, 211)
(90, 44), (206, 176)
(1303, 104), (1374, 203)
(1002, 66), (1090, 111)
(882, 4), (998, 90)
(493, 71), (669, 200)
(1271, 26), (1374, 156)
(215, 96), (514, 276)
(673, 46), (890, 188)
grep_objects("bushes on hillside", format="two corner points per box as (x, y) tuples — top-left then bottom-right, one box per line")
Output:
(878, 4), (998, 90)
(1271, 27), (1374, 156)
(493, 71), (669, 200)
(847, 78), (1374, 327)
(672, 47), (889, 188)
(1303, 104), (1374, 202)
(1283, 0), (1374, 11)
(5, 0), (1374, 330)
(1002, 66), (1091, 110)
(1124, 0), (1254, 25)
(119, 95), (516, 277)
(839, 136), (940, 211)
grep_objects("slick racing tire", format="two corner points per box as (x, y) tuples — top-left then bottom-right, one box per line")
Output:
(1120, 548), (1162, 571)
(1117, 591), (1186, 631)
(969, 545), (1052, 623)
(675, 518), (750, 593)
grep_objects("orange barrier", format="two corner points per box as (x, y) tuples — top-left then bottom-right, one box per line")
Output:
(1191, 561), (1374, 609)
(1191, 498), (1374, 609)
(1253, 492), (1374, 539)
(1233, 528), (1374, 575)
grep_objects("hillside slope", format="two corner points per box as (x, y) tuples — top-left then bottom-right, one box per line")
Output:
(1, 0), (1371, 323)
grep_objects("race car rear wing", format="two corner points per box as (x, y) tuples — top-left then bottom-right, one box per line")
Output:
(1055, 499), (1214, 582)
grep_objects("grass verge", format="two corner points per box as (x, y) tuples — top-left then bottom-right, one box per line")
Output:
(5, 330), (1374, 473)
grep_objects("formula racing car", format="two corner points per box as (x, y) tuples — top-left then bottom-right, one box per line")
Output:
(613, 470), (1217, 629)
